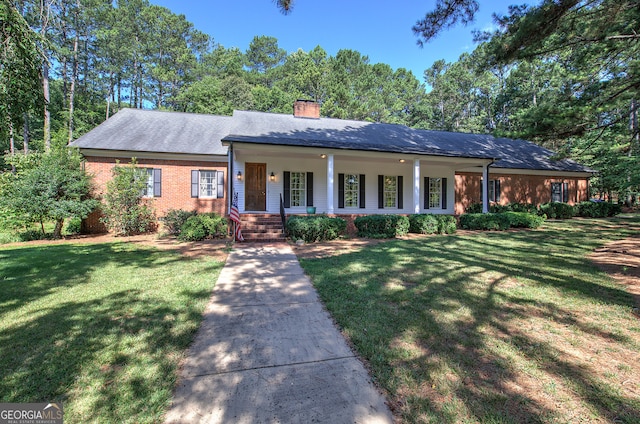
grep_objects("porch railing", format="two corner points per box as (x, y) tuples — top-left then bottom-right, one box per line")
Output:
(279, 193), (287, 234)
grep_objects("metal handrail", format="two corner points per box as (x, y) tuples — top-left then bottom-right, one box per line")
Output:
(279, 193), (287, 234)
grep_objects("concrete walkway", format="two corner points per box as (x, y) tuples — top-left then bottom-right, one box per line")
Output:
(164, 244), (393, 424)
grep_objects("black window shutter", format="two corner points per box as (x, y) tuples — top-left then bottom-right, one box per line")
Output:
(216, 171), (224, 199)
(495, 179), (501, 202)
(378, 175), (384, 209)
(398, 176), (403, 209)
(283, 171), (291, 207)
(153, 169), (162, 197)
(191, 170), (199, 198)
(338, 173), (345, 208)
(442, 178), (448, 209)
(359, 174), (366, 208)
(563, 182), (569, 203)
(306, 172), (313, 206)
(424, 177), (430, 209)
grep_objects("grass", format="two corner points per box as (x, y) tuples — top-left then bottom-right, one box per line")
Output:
(0, 241), (223, 423)
(299, 216), (640, 423)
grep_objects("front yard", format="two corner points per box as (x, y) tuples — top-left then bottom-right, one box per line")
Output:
(0, 240), (224, 423)
(296, 216), (640, 423)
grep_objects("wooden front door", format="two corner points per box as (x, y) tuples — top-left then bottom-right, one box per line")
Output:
(245, 162), (266, 211)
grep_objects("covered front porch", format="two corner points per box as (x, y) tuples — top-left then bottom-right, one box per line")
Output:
(227, 143), (494, 217)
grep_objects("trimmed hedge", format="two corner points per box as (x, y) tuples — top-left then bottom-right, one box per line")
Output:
(163, 209), (197, 235)
(539, 202), (575, 219)
(178, 213), (228, 241)
(575, 201), (621, 217)
(354, 215), (410, 238)
(466, 202), (538, 214)
(460, 212), (545, 231)
(286, 215), (347, 243)
(409, 214), (457, 234)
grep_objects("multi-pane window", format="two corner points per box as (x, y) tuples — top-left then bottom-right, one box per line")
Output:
(384, 176), (397, 208)
(429, 178), (441, 209)
(191, 170), (223, 199)
(551, 182), (569, 203)
(142, 168), (154, 197)
(199, 170), (217, 198)
(480, 179), (500, 203)
(344, 174), (359, 208)
(290, 172), (306, 207)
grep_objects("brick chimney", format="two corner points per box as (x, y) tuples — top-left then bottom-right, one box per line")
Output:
(293, 100), (320, 119)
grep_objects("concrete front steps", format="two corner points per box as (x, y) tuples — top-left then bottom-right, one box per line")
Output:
(239, 214), (286, 242)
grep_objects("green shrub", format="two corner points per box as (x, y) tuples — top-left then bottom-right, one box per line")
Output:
(437, 215), (457, 234)
(163, 209), (197, 235)
(465, 203), (483, 214)
(460, 212), (545, 230)
(409, 214), (438, 234)
(286, 215), (347, 243)
(508, 203), (539, 214)
(575, 201), (622, 218)
(502, 212), (545, 229)
(177, 213), (228, 241)
(100, 160), (156, 236)
(65, 217), (82, 235)
(466, 202), (539, 214)
(354, 215), (410, 238)
(539, 202), (575, 219)
(409, 214), (457, 235)
(459, 213), (511, 231)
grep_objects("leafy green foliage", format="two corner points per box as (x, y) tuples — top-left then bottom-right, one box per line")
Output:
(177, 213), (228, 241)
(539, 202), (576, 220)
(459, 212), (544, 230)
(408, 214), (457, 234)
(0, 149), (98, 238)
(162, 209), (197, 236)
(575, 201), (622, 218)
(354, 215), (410, 238)
(286, 215), (347, 243)
(100, 160), (156, 236)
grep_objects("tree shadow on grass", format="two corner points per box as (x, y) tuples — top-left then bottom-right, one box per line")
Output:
(300, 217), (640, 423)
(0, 242), (222, 423)
(0, 242), (187, 316)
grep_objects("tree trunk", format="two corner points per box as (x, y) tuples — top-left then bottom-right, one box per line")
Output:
(23, 113), (29, 153)
(9, 120), (15, 173)
(68, 11), (79, 144)
(53, 219), (64, 239)
(43, 61), (51, 151)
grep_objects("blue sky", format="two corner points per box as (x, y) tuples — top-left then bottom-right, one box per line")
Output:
(150, 0), (519, 82)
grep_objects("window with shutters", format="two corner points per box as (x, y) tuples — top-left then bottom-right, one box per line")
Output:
(191, 170), (224, 199)
(290, 172), (306, 207)
(344, 174), (359, 208)
(199, 170), (217, 198)
(429, 178), (441, 209)
(140, 168), (161, 198)
(384, 176), (397, 208)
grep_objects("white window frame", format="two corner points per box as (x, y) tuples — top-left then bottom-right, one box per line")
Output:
(344, 174), (359, 208)
(429, 178), (441, 209)
(384, 176), (397, 208)
(290, 172), (306, 207)
(141, 168), (154, 198)
(199, 170), (217, 198)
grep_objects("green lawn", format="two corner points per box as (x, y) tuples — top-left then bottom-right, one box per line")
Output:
(0, 241), (223, 423)
(299, 216), (640, 423)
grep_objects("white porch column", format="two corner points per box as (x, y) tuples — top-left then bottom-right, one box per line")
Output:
(327, 154), (335, 214)
(482, 163), (489, 213)
(413, 159), (421, 213)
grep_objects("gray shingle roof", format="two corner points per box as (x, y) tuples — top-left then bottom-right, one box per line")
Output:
(224, 111), (592, 173)
(70, 108), (230, 155)
(71, 108), (592, 173)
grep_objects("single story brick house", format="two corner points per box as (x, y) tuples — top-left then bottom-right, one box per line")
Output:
(71, 100), (593, 235)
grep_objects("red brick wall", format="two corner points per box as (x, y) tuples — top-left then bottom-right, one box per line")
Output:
(83, 156), (228, 233)
(455, 172), (590, 214)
